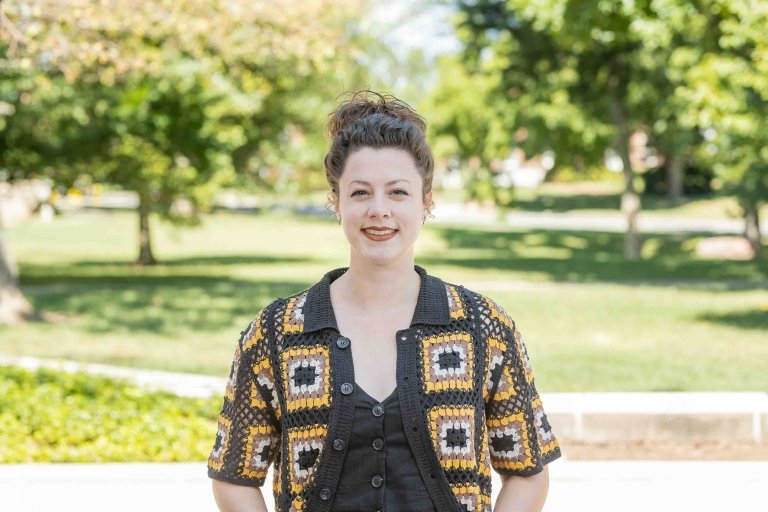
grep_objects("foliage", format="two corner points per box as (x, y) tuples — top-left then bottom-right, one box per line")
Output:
(672, 0), (768, 252)
(424, 55), (510, 163)
(0, 0), (368, 264)
(0, 365), (220, 462)
(448, 0), (768, 257)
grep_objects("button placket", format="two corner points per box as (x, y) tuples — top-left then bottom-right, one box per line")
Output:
(311, 331), (355, 512)
(369, 397), (387, 502)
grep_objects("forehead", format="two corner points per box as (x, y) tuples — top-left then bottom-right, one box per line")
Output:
(341, 147), (420, 185)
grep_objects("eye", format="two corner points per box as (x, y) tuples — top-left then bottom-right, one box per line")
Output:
(351, 190), (368, 197)
(392, 189), (409, 196)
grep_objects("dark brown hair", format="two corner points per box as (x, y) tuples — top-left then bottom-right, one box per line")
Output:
(324, 90), (435, 212)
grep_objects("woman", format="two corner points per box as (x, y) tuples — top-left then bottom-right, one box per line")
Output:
(208, 90), (560, 512)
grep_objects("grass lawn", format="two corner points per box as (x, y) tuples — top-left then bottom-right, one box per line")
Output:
(3, 209), (767, 391)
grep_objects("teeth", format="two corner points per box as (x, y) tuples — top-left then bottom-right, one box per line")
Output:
(365, 229), (395, 236)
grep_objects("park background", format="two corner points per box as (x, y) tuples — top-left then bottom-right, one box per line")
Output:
(1, 1), (767, 511)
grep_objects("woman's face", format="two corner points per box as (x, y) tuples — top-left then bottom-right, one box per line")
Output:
(335, 147), (431, 268)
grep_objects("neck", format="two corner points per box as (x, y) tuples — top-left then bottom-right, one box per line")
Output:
(332, 255), (421, 312)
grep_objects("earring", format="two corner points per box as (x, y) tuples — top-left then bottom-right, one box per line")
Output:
(337, 215), (342, 225)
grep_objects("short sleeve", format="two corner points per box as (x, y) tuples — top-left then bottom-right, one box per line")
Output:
(208, 308), (282, 486)
(483, 299), (561, 476)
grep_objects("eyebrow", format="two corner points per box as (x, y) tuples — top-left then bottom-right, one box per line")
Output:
(350, 179), (410, 186)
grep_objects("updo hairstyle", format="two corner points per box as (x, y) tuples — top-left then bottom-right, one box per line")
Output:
(324, 90), (435, 214)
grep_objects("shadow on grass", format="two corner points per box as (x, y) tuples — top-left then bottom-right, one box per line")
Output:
(17, 254), (318, 335)
(425, 226), (768, 283)
(18, 254), (312, 286)
(697, 310), (768, 331)
(24, 276), (311, 335)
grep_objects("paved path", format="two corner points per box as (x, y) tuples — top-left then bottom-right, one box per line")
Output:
(0, 355), (224, 398)
(2, 460), (766, 512)
(433, 203), (767, 235)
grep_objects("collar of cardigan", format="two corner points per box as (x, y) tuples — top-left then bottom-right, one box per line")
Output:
(301, 264), (451, 333)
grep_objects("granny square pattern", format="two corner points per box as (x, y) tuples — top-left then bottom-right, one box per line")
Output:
(280, 345), (331, 412)
(252, 356), (279, 416)
(243, 311), (265, 351)
(209, 416), (232, 470)
(446, 283), (466, 319)
(450, 483), (486, 512)
(287, 424), (327, 494)
(487, 413), (534, 472)
(225, 344), (241, 401)
(532, 396), (558, 454)
(243, 424), (279, 480)
(421, 331), (474, 393)
(428, 405), (476, 471)
(282, 292), (307, 334)
(484, 336), (507, 400)
(486, 297), (513, 329)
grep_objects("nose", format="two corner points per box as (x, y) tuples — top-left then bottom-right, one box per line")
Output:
(367, 193), (391, 218)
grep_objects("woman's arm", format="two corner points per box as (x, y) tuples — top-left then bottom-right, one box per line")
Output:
(493, 466), (550, 512)
(212, 479), (270, 512)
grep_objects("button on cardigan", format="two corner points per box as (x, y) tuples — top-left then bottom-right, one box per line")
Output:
(208, 265), (561, 512)
(330, 385), (436, 512)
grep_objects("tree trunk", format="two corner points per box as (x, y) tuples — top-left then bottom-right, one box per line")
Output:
(743, 200), (763, 258)
(666, 152), (685, 204)
(137, 186), (157, 265)
(0, 200), (34, 324)
(608, 78), (643, 261)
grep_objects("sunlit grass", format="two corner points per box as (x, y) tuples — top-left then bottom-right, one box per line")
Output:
(3, 209), (766, 390)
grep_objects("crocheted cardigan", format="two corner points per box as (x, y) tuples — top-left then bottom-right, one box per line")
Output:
(208, 266), (561, 512)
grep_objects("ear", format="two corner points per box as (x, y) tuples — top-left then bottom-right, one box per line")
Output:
(423, 191), (433, 211)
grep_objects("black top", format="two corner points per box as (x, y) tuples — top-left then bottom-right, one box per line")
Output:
(330, 384), (436, 512)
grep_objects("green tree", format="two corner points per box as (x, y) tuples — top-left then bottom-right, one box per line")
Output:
(672, 1), (768, 256)
(0, 0), (366, 322)
(453, 0), (656, 258)
(1, 0), (364, 264)
(453, 0), (766, 258)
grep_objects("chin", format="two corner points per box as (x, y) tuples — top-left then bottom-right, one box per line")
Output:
(353, 247), (408, 267)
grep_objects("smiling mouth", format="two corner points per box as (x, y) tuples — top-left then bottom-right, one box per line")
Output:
(363, 228), (397, 236)
(361, 227), (398, 241)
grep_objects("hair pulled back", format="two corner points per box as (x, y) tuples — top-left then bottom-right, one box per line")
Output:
(324, 90), (434, 212)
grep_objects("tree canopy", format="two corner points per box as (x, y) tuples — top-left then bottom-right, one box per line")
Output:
(448, 0), (767, 258)
(1, 0), (367, 264)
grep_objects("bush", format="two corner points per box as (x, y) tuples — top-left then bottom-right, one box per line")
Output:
(0, 365), (220, 462)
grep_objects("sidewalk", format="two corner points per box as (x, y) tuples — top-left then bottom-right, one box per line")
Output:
(437, 203), (765, 235)
(2, 460), (766, 512)
(3, 355), (767, 442)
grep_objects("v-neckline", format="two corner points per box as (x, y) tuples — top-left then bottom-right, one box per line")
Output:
(356, 383), (398, 405)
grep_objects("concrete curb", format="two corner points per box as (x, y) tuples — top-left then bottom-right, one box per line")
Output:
(542, 391), (768, 442)
(3, 355), (767, 442)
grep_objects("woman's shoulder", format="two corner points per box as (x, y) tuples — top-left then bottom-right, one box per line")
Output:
(236, 288), (311, 352)
(439, 277), (517, 331)
(247, 287), (311, 332)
